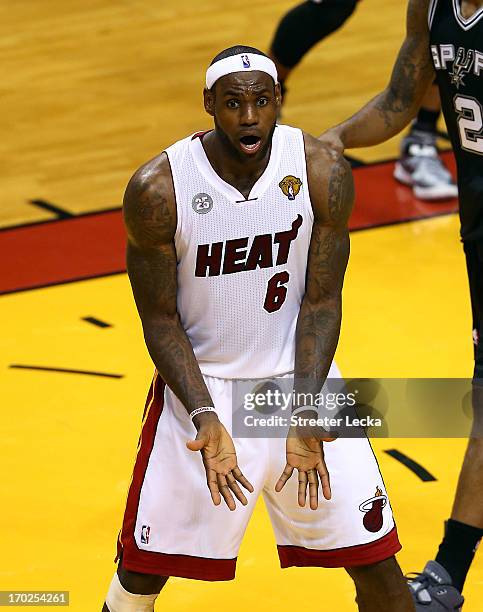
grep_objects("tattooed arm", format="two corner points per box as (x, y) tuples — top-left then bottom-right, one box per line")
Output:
(321, 0), (435, 149)
(124, 154), (254, 509)
(123, 153), (214, 419)
(294, 137), (353, 405)
(275, 136), (353, 509)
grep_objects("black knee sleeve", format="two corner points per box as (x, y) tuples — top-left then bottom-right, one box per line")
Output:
(270, 0), (358, 69)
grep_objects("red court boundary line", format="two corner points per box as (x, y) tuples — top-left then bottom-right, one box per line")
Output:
(1, 209), (127, 295)
(1, 270), (127, 296)
(0, 152), (459, 296)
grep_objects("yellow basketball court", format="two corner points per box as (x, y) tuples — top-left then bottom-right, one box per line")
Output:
(1, 1), (482, 610)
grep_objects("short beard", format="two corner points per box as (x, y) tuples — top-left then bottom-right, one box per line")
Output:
(213, 117), (276, 163)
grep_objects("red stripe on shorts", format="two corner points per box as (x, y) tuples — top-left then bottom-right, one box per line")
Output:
(117, 372), (237, 581)
(277, 526), (401, 568)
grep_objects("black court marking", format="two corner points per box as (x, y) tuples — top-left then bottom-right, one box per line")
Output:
(29, 199), (74, 219)
(82, 316), (112, 328)
(0, 205), (121, 233)
(384, 449), (437, 482)
(9, 364), (123, 379)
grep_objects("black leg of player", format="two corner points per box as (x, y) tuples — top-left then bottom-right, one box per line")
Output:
(269, 0), (358, 89)
(346, 556), (415, 611)
(434, 241), (483, 591)
(409, 83), (441, 136)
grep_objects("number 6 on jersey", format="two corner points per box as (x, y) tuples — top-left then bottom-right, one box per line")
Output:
(264, 271), (290, 313)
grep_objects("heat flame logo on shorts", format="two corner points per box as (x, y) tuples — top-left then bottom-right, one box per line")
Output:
(359, 487), (387, 533)
(279, 175), (302, 201)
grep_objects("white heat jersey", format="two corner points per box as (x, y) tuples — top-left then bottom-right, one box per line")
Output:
(165, 124), (314, 378)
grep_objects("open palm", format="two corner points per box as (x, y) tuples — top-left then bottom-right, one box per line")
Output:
(187, 420), (254, 511)
(275, 424), (335, 509)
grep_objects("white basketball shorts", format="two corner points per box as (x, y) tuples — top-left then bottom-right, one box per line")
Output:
(117, 366), (401, 581)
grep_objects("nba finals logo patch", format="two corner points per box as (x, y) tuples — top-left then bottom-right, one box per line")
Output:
(241, 54), (250, 69)
(359, 487), (387, 533)
(279, 175), (302, 201)
(141, 525), (151, 544)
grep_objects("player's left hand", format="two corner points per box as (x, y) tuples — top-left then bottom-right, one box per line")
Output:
(275, 416), (336, 509)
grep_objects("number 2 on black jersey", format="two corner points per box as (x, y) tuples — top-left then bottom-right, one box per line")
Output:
(454, 94), (483, 155)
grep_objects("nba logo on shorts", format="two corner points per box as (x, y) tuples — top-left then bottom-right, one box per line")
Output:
(241, 54), (250, 68)
(141, 525), (150, 544)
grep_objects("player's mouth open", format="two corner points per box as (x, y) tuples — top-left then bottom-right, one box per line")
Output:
(240, 135), (261, 154)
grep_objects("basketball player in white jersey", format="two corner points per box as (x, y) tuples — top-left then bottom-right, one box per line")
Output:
(102, 46), (414, 612)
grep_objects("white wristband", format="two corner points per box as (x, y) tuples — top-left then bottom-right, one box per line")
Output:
(291, 406), (318, 417)
(190, 406), (216, 421)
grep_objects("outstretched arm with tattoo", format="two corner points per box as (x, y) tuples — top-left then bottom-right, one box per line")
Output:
(275, 136), (354, 509)
(124, 154), (253, 510)
(320, 0), (435, 151)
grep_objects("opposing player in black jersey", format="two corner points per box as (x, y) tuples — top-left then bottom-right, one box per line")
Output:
(321, 0), (483, 609)
(269, 0), (458, 200)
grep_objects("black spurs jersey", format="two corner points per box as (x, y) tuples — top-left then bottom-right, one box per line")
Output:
(429, 0), (483, 240)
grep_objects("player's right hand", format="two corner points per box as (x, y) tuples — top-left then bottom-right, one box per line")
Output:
(186, 414), (254, 511)
(318, 128), (345, 155)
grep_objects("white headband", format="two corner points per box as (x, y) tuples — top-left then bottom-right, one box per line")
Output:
(206, 53), (278, 89)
